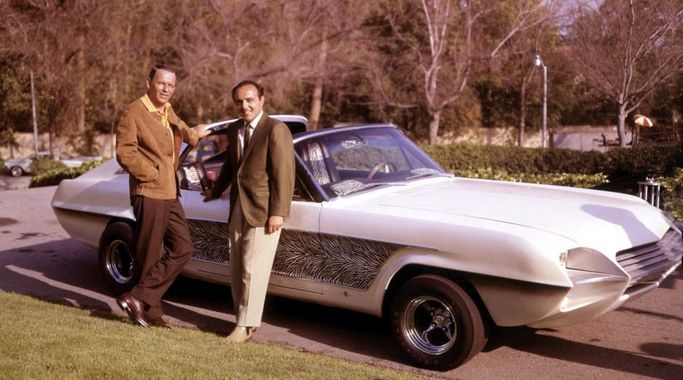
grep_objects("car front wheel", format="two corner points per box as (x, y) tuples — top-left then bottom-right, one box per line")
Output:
(98, 221), (138, 295)
(10, 166), (24, 177)
(390, 274), (488, 371)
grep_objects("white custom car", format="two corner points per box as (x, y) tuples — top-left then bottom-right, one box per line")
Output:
(51, 117), (683, 370)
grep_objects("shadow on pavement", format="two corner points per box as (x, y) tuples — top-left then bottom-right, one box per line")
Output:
(488, 327), (683, 378)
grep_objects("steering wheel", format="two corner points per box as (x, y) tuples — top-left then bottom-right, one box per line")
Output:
(367, 162), (397, 180)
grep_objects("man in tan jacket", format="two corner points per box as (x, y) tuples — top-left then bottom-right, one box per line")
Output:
(115, 64), (209, 327)
(204, 80), (295, 342)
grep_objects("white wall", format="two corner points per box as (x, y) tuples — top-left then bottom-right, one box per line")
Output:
(1, 133), (116, 160)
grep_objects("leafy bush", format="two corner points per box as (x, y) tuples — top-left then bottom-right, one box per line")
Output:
(29, 160), (103, 188)
(424, 142), (683, 178)
(454, 168), (609, 188)
(29, 157), (66, 175)
(657, 168), (683, 220)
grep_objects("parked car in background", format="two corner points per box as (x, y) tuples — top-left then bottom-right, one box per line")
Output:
(51, 117), (682, 370)
(60, 155), (103, 168)
(3, 153), (103, 177)
(3, 152), (50, 177)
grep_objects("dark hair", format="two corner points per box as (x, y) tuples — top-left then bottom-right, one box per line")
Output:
(232, 80), (264, 100)
(148, 64), (176, 80)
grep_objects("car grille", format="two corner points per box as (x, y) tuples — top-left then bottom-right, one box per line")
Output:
(616, 229), (683, 286)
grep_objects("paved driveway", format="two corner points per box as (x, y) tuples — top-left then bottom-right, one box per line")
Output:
(0, 173), (31, 191)
(0, 186), (681, 379)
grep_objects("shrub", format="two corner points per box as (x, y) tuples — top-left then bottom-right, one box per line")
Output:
(454, 168), (609, 188)
(424, 142), (683, 178)
(657, 168), (683, 220)
(29, 157), (66, 175)
(29, 160), (103, 188)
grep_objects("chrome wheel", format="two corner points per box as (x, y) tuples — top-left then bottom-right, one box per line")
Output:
(391, 274), (487, 371)
(98, 221), (137, 294)
(402, 296), (457, 355)
(104, 239), (134, 284)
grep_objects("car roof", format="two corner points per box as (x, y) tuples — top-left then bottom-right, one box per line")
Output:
(292, 123), (398, 143)
(207, 114), (309, 136)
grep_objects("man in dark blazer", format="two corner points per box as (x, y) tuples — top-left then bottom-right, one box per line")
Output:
(204, 80), (295, 343)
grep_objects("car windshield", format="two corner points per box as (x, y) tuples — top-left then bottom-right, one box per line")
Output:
(296, 126), (448, 197)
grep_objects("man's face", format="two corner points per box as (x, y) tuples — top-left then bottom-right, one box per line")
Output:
(233, 84), (264, 123)
(146, 69), (176, 107)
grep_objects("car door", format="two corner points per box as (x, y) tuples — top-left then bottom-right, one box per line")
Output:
(177, 141), (324, 295)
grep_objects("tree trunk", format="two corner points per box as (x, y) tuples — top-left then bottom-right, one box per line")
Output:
(308, 30), (328, 131)
(617, 104), (628, 147)
(77, 32), (86, 134)
(428, 110), (441, 145)
(309, 76), (323, 131)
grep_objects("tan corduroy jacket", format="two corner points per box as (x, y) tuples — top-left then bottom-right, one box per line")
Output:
(116, 96), (199, 200)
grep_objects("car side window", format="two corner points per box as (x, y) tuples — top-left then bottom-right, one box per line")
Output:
(179, 137), (224, 192)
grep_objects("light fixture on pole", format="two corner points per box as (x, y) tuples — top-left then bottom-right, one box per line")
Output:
(534, 54), (548, 148)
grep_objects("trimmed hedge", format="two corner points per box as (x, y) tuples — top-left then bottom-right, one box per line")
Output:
(29, 160), (104, 188)
(453, 168), (609, 188)
(423, 143), (683, 178)
(29, 157), (67, 175)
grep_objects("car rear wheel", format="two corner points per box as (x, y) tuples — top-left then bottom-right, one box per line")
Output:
(98, 221), (138, 295)
(10, 166), (23, 177)
(390, 274), (488, 371)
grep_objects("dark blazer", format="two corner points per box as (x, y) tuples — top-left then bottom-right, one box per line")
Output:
(211, 113), (295, 227)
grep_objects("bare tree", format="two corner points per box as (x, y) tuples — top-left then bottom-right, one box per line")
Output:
(570, 0), (683, 146)
(175, 0), (371, 128)
(253, 0), (371, 128)
(1, 1), (118, 154)
(372, 0), (549, 145)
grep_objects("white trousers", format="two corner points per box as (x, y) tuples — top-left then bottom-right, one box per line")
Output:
(228, 201), (281, 327)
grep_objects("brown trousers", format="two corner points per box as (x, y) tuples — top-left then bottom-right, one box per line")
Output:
(130, 196), (193, 320)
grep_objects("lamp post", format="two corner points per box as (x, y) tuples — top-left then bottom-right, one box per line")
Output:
(534, 55), (548, 148)
(30, 70), (40, 157)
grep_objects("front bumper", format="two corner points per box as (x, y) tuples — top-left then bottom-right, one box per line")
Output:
(529, 229), (683, 328)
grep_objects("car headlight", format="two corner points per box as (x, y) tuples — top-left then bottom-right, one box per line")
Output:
(563, 247), (624, 276)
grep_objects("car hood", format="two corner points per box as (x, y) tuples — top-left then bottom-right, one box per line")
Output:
(350, 178), (670, 254)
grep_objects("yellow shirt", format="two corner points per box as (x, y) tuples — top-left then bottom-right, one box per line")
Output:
(141, 94), (175, 165)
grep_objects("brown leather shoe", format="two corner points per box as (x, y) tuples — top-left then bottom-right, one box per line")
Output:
(148, 317), (171, 329)
(226, 326), (257, 343)
(116, 292), (149, 327)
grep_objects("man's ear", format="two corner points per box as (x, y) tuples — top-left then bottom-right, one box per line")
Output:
(145, 79), (150, 90)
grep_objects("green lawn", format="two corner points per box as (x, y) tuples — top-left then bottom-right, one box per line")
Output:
(0, 291), (425, 380)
